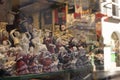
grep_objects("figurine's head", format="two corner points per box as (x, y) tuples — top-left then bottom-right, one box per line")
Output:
(73, 46), (78, 51)
(59, 46), (67, 53)
(44, 29), (51, 37)
(59, 24), (66, 31)
(2, 40), (8, 46)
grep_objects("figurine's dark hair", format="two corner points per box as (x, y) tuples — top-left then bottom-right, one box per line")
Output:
(59, 24), (66, 31)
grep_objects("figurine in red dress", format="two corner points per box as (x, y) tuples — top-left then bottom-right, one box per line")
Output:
(28, 56), (40, 74)
(15, 47), (29, 75)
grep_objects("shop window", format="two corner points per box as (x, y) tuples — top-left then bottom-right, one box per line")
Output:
(101, 0), (120, 19)
(112, 0), (119, 17)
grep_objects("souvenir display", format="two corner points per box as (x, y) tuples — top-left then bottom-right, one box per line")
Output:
(0, 0), (95, 78)
(0, 25), (92, 76)
(0, 0), (108, 80)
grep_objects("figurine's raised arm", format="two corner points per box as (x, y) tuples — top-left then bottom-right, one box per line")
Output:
(10, 29), (17, 39)
(7, 40), (11, 47)
(25, 32), (31, 40)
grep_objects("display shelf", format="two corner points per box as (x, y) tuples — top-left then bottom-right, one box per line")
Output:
(0, 65), (93, 80)
(0, 70), (70, 80)
(0, 76), (20, 80)
(20, 70), (70, 80)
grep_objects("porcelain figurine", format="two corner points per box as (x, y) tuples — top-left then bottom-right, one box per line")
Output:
(1, 30), (9, 42)
(69, 54), (77, 69)
(20, 32), (31, 54)
(31, 37), (41, 54)
(3, 60), (16, 75)
(16, 56), (29, 75)
(10, 29), (21, 47)
(43, 30), (56, 54)
(32, 29), (46, 54)
(32, 28), (38, 38)
(58, 46), (69, 69)
(50, 55), (59, 72)
(0, 52), (5, 68)
(2, 40), (11, 52)
(28, 56), (40, 74)
(15, 47), (29, 75)
(38, 48), (52, 72)
(29, 46), (34, 56)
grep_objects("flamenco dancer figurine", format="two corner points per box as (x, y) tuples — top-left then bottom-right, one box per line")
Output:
(15, 47), (29, 75)
(2, 40), (11, 53)
(28, 46), (43, 73)
(50, 55), (59, 72)
(28, 56), (41, 74)
(0, 40), (11, 59)
(32, 29), (46, 54)
(20, 32), (31, 54)
(43, 30), (56, 54)
(0, 30), (9, 44)
(10, 29), (21, 47)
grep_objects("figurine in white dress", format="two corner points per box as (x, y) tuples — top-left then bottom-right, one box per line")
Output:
(20, 32), (31, 54)
(31, 29), (46, 54)
(2, 40), (11, 52)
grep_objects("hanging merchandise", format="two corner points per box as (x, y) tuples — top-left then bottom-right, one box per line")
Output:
(68, 0), (75, 14)
(54, 5), (66, 25)
(95, 12), (106, 21)
(81, 0), (90, 11)
(74, 0), (81, 19)
(90, 0), (100, 13)
(95, 12), (107, 40)
(43, 9), (53, 25)
(74, 13), (81, 20)
(68, 4), (75, 14)
(75, 0), (80, 6)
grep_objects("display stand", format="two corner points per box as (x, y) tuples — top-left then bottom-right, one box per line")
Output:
(0, 64), (93, 80)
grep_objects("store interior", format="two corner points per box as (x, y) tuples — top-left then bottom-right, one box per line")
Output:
(1, 0), (120, 80)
